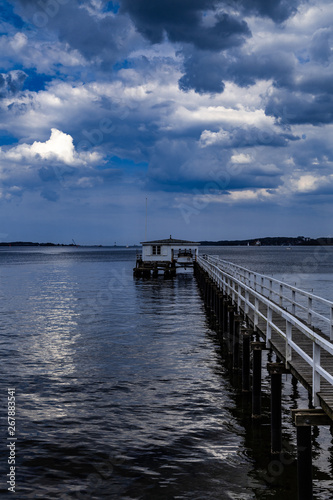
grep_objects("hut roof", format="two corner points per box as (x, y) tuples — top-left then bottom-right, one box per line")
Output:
(141, 237), (200, 246)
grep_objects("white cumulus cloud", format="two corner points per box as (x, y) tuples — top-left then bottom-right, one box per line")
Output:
(2, 128), (101, 166)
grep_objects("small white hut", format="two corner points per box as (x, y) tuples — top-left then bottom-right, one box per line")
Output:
(134, 236), (200, 276)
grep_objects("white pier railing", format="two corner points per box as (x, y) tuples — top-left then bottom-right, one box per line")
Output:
(207, 255), (333, 340)
(198, 255), (333, 407)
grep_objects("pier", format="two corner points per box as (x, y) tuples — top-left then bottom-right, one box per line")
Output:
(195, 255), (333, 499)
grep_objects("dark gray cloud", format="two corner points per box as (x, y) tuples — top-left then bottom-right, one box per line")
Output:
(265, 92), (333, 126)
(120, 0), (250, 50)
(201, 126), (299, 148)
(11, 0), (131, 69)
(120, 0), (301, 50)
(179, 47), (295, 94)
(119, 0), (302, 95)
(296, 74), (333, 96)
(146, 137), (284, 194)
(179, 51), (225, 94)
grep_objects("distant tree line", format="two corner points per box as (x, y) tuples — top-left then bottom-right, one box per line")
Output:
(199, 237), (333, 246)
(0, 242), (61, 246)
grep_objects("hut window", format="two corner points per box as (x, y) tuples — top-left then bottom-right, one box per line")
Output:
(152, 245), (161, 255)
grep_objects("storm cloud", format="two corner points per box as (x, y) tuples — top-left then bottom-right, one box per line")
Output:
(0, 0), (332, 243)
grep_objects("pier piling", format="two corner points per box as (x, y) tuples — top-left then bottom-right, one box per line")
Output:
(251, 342), (266, 419)
(292, 409), (332, 500)
(241, 330), (252, 392)
(296, 425), (313, 500)
(267, 363), (290, 454)
(232, 316), (242, 370)
(222, 298), (229, 333)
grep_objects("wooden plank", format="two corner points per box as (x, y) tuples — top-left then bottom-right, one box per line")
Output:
(292, 409), (332, 426)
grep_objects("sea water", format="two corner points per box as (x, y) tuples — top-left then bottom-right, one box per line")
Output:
(0, 246), (333, 499)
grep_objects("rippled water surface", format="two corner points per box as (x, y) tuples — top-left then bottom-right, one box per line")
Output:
(1, 246), (333, 499)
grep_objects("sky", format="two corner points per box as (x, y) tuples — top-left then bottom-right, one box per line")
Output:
(0, 0), (333, 245)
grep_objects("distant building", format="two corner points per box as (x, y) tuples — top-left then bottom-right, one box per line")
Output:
(134, 236), (200, 276)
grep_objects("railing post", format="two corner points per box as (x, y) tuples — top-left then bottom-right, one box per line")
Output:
(286, 321), (292, 366)
(254, 297), (259, 331)
(286, 321), (293, 368)
(279, 284), (283, 307)
(292, 290), (296, 315)
(313, 343), (320, 407)
(237, 284), (241, 313)
(330, 306), (333, 341)
(266, 306), (272, 348)
(261, 276), (264, 294)
(245, 290), (249, 315)
(307, 297), (313, 325)
(269, 280), (273, 300)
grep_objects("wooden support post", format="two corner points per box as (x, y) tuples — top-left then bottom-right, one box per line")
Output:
(212, 284), (216, 314)
(267, 363), (290, 454)
(206, 278), (211, 309)
(296, 426), (312, 500)
(213, 285), (218, 316)
(242, 330), (252, 392)
(222, 298), (229, 333)
(227, 305), (235, 352)
(251, 342), (266, 419)
(232, 316), (242, 370)
(228, 305), (234, 335)
(218, 293), (224, 327)
(204, 278), (208, 305)
(211, 283), (215, 313)
(292, 409), (332, 500)
(215, 286), (218, 316)
(206, 279), (211, 309)
(210, 281), (215, 312)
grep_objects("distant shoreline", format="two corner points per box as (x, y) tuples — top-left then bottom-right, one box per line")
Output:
(0, 242), (140, 248)
(1, 237), (333, 247)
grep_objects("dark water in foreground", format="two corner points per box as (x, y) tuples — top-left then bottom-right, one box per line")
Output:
(1, 246), (333, 499)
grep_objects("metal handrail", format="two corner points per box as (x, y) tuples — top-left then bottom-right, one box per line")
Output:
(198, 256), (333, 407)
(206, 255), (333, 339)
